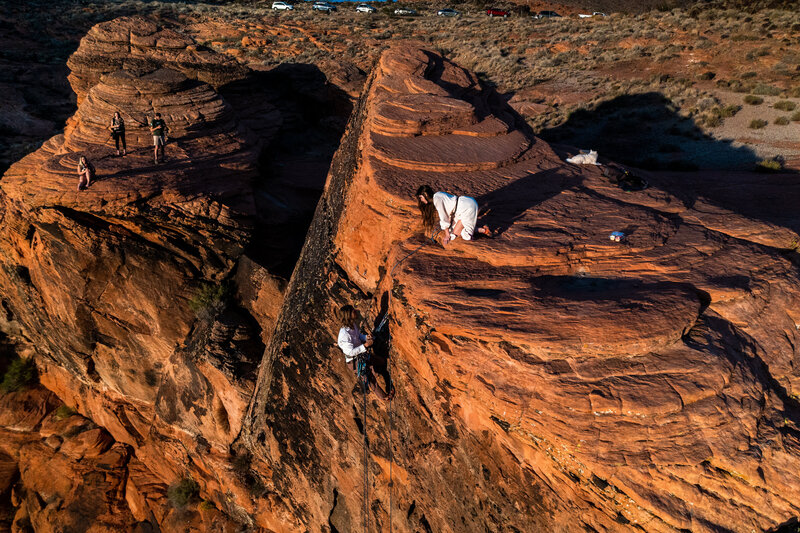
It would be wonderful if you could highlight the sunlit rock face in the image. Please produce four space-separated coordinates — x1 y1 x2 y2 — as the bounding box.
240 43 800 532
0 15 271 530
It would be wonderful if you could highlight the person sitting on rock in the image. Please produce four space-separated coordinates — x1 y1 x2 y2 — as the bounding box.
77 156 95 191
149 112 168 164
337 305 393 401
416 184 493 246
109 112 126 156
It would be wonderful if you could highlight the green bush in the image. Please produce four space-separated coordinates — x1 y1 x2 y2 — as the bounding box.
749 119 768 129
775 116 790 125
744 95 763 105
167 478 199 509
720 104 741 117
756 159 782 172
1 357 37 392
189 282 230 315
774 100 797 111
55 405 78 420
752 83 781 96
198 500 215 511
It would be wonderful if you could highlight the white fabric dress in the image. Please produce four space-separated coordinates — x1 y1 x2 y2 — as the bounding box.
338 326 367 363
432 192 478 240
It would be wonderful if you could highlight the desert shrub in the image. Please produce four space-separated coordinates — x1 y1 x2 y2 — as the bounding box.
698 71 716 80
752 83 781 96
756 158 782 172
189 282 230 315
792 111 800 122
744 95 763 105
55 405 78 420
720 104 741 117
774 116 790 125
749 119 768 129
774 100 797 111
198 500 215 511
1 357 36 392
168 478 199 509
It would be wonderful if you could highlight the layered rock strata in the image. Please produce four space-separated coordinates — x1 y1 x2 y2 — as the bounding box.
0 17 270 531
66 16 248 104
240 44 800 532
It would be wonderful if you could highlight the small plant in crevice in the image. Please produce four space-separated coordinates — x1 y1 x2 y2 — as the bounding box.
189 281 230 317
198 499 216 511
1 357 37 392
54 405 78 420
167 477 200 509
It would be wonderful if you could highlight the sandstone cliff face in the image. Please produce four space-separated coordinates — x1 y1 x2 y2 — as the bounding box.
2 17 800 532
0 16 275 531
66 16 249 105
240 44 800 532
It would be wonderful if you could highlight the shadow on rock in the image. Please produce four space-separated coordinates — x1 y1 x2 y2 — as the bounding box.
540 92 760 171
221 63 355 279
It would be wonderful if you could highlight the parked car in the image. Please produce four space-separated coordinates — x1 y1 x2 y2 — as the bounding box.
437 8 459 16
394 7 417 15
486 7 509 17
271 1 293 10
535 10 561 19
312 1 337 12
356 3 376 13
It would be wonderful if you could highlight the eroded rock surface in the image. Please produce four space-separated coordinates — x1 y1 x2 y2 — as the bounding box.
66 16 248 105
0 15 273 532
241 43 800 532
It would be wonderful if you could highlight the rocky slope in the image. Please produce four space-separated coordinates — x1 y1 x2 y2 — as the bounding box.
1 16 800 533
0 16 280 532
239 43 800 532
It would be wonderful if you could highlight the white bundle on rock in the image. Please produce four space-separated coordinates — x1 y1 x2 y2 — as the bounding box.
566 150 599 165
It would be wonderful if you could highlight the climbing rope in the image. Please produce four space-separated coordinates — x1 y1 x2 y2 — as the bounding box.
354 229 440 532
356 351 370 533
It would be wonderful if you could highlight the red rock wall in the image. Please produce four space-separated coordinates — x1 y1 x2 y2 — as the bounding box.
240 43 800 532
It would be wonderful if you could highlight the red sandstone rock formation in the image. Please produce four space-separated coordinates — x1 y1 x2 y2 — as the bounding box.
66 16 248 105
240 43 800 532
3 17 800 532
0 16 275 532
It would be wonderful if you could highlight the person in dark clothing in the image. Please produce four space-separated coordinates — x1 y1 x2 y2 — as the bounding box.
77 156 95 191
109 112 126 156
149 112 168 164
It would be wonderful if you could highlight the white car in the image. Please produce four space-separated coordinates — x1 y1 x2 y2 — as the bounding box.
394 7 416 15
579 11 607 18
272 1 293 10
356 3 376 13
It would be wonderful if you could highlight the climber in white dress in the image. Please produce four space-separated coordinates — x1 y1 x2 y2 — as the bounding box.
416 185 493 246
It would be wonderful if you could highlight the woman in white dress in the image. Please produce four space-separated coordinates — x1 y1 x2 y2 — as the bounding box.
416 185 492 246
336 305 392 401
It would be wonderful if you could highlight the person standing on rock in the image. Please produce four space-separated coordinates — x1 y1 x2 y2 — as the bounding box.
416 185 493 246
337 305 393 401
77 156 95 191
149 112 168 164
108 112 126 156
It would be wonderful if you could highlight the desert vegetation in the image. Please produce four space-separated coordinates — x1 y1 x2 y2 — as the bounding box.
2 0 799 172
